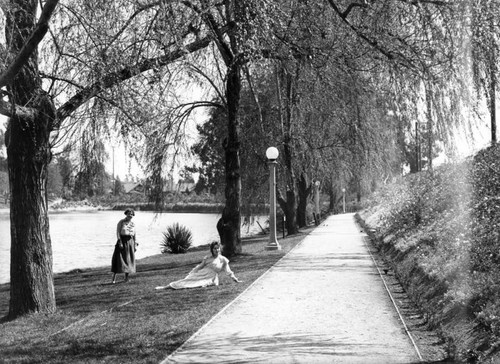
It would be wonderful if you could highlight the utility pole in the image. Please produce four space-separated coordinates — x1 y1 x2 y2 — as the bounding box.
112 147 115 183
415 122 420 172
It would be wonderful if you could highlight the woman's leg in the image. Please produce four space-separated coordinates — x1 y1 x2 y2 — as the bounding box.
155 285 172 290
112 273 116 284
124 273 129 282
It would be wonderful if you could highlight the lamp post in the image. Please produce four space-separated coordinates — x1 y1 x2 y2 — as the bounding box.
265 147 281 251
314 180 320 225
342 187 346 213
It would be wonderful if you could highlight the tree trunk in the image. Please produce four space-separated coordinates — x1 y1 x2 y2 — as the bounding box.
425 82 433 172
7 99 56 318
280 140 299 235
279 125 299 235
490 68 497 145
277 68 299 235
296 173 311 228
488 14 497 145
5 0 56 318
356 178 361 203
329 187 337 213
285 190 298 234
220 62 242 258
277 188 298 235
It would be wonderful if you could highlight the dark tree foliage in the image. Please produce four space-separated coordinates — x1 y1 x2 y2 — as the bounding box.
47 163 63 197
190 106 226 195
56 155 73 194
113 177 124 196
73 137 109 197
190 91 270 214
73 162 109 197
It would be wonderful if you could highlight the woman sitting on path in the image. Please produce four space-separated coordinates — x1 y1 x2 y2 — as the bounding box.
156 241 241 290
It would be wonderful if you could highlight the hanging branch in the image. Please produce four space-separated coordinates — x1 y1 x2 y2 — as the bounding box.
55 33 216 125
324 0 450 70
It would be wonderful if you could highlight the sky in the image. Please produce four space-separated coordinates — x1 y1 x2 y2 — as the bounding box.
107 142 143 181
104 104 207 183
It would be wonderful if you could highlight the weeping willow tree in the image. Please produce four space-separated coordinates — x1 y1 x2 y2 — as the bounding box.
73 135 109 198
328 0 470 174
469 0 500 145
0 0 218 318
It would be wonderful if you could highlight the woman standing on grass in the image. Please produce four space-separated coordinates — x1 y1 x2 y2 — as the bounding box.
155 241 241 290
111 208 138 283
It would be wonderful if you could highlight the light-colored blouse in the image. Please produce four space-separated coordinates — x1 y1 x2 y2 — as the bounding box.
117 219 135 239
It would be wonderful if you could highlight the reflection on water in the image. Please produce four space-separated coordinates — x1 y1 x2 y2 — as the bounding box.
0 210 266 284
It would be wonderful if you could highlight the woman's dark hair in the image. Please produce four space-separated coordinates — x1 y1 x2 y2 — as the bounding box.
124 208 135 216
210 241 220 257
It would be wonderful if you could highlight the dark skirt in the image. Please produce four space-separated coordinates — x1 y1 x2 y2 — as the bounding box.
111 235 136 273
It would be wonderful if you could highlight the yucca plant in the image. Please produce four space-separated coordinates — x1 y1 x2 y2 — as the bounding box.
161 223 193 254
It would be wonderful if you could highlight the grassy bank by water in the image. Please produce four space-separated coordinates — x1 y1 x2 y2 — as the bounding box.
0 228 313 363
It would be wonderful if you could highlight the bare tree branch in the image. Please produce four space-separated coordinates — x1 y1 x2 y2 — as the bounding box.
0 96 34 119
0 0 59 88
182 0 234 66
325 0 397 61
55 33 216 126
40 72 86 90
324 0 450 70
186 63 226 107
398 0 450 6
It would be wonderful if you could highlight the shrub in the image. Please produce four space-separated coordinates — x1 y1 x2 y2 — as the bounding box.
366 152 500 337
161 223 193 254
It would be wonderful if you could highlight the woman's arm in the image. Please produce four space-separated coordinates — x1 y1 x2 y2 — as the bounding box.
223 257 241 282
133 228 138 246
116 220 122 240
192 256 208 272
133 232 138 251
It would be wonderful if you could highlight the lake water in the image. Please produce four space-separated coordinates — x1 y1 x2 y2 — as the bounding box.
0 210 267 284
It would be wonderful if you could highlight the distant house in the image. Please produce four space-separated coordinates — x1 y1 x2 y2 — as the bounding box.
123 182 144 195
176 181 196 193
159 178 195 194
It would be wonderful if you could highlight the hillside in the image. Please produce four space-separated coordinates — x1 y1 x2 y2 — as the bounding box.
357 145 500 363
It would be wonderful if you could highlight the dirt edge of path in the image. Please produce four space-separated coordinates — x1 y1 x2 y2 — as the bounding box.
355 212 499 364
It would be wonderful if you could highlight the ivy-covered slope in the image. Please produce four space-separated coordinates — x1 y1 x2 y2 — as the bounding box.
357 145 500 363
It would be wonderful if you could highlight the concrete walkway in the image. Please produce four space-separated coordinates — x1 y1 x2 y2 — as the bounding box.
162 213 422 364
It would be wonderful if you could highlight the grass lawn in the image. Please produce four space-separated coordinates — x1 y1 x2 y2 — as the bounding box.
0 227 314 363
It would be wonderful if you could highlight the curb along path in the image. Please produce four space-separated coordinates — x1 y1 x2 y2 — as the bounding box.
162 213 422 364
